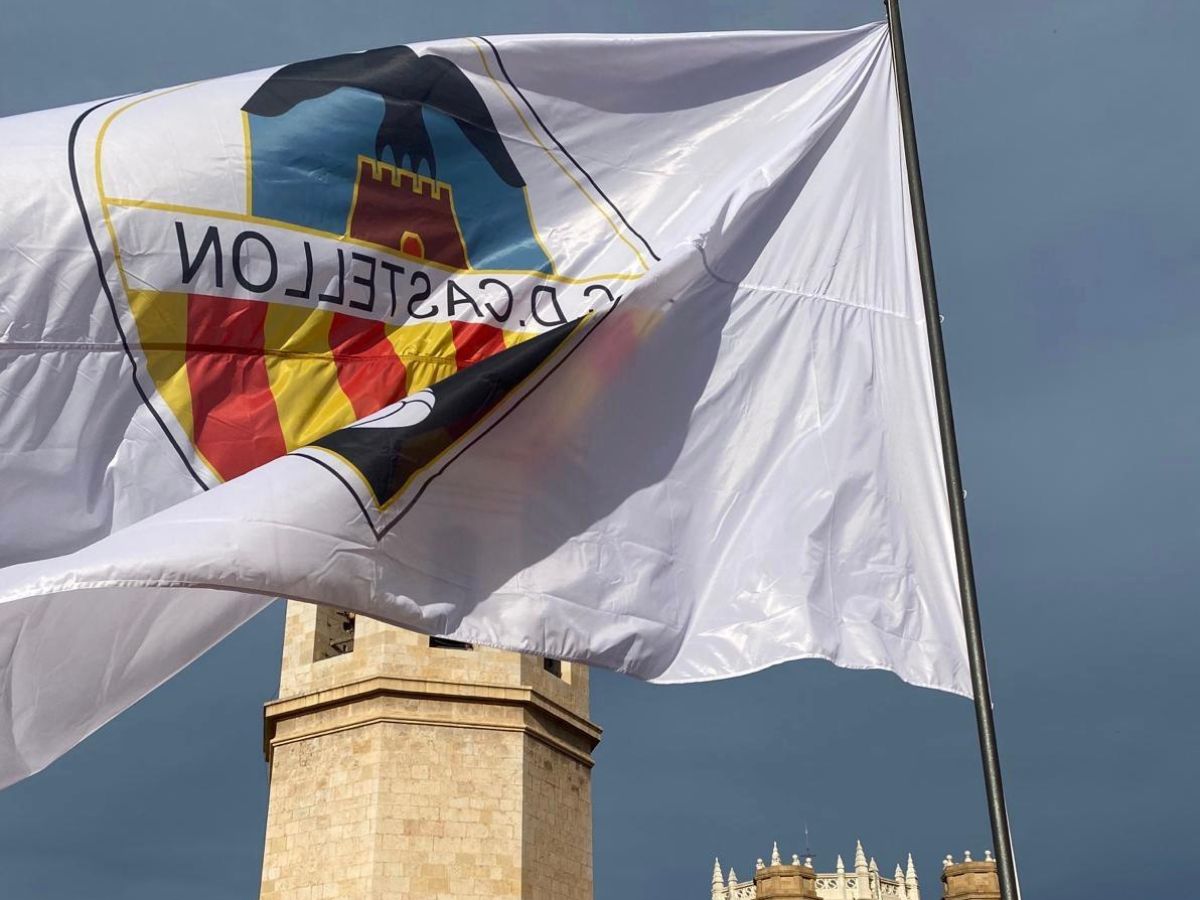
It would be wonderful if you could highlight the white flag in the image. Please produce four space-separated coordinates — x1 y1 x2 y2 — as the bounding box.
0 23 969 788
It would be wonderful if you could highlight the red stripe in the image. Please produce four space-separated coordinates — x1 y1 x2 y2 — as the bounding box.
451 321 508 371
186 295 287 481
329 313 408 419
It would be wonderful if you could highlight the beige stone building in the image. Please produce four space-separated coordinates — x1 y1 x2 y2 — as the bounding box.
710 843 999 900
258 604 601 899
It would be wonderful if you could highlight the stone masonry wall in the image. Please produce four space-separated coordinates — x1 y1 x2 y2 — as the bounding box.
260 601 599 900
522 734 594 900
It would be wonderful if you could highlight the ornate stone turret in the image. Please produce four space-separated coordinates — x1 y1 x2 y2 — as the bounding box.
855 840 871 900
941 851 1000 900
714 858 726 900
907 853 921 900
753 844 819 900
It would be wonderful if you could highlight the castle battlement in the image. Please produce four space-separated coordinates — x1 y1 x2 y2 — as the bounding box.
358 155 450 200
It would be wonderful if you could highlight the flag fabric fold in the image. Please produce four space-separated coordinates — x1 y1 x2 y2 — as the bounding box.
0 23 969 788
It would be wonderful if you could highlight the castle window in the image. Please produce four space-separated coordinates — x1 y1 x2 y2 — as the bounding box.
313 607 355 661
429 636 473 651
543 657 563 678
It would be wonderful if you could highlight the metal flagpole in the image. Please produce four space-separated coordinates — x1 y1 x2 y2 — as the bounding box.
882 2 1021 899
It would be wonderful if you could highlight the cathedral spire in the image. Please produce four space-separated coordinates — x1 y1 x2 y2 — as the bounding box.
855 841 871 900
713 858 723 887
837 855 846 874
907 853 921 900
771 841 782 867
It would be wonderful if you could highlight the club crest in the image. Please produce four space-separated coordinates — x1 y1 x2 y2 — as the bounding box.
71 40 654 530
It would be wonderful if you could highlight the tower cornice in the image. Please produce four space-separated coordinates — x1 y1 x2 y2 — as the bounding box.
263 673 602 768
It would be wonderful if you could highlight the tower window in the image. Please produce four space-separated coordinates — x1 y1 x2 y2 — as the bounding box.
543 657 563 677
429 636 473 651
313 608 355 661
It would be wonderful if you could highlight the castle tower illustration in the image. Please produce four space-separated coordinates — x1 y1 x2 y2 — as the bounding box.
348 156 470 268
258 603 601 899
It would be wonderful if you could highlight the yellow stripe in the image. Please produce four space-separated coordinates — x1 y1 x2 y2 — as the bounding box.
501 328 539 350
261 305 358 450
385 321 458 394
522 185 559 275
344 155 366 239
127 290 194 440
242 110 254 215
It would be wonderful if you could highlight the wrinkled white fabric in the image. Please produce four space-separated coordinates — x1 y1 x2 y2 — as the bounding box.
0 24 969 789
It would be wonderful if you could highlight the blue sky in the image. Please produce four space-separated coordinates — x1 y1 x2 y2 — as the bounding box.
1 2 1197 898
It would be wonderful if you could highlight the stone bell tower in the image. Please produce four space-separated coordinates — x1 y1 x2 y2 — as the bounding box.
258 602 601 899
